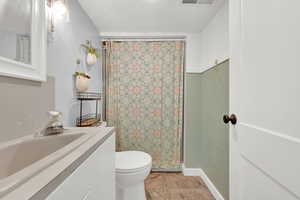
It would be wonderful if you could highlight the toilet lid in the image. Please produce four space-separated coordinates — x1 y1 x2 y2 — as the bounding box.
116 151 152 171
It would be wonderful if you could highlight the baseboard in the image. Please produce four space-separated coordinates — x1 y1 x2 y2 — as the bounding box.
182 164 225 200
198 169 225 200
182 164 202 176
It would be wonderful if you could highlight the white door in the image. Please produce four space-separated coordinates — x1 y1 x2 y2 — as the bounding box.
229 0 300 199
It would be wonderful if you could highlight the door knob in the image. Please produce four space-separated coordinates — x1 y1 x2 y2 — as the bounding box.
223 114 237 125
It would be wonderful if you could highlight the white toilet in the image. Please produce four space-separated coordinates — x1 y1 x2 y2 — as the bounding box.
116 151 152 200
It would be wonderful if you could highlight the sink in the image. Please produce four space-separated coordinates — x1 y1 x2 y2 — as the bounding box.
0 130 92 197
0 132 85 179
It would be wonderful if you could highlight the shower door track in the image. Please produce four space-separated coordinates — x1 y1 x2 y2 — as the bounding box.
152 168 182 172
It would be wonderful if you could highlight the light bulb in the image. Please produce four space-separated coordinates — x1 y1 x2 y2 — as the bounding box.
52 0 67 21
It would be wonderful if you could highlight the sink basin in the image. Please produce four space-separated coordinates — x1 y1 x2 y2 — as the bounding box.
0 130 92 197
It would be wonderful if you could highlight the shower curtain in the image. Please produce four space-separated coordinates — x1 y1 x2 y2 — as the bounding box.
105 41 184 169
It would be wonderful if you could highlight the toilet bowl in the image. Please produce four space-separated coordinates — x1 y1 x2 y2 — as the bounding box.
116 151 152 200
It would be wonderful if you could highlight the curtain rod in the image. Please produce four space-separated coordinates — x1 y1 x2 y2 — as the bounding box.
101 35 186 41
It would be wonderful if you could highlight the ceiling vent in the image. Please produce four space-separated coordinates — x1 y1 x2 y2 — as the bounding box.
182 0 214 4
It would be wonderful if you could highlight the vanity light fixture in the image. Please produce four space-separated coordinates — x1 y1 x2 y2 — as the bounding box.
47 0 69 32
52 0 68 20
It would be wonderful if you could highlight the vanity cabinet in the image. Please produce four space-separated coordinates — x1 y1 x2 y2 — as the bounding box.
46 134 115 200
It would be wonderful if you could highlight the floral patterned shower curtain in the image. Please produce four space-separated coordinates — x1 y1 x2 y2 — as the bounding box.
105 41 184 169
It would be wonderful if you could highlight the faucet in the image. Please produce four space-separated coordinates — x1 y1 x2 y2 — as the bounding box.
36 111 64 137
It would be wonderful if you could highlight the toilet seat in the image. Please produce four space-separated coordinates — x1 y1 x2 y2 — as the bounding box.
116 151 152 173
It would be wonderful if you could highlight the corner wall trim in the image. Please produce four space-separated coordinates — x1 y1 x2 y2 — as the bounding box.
182 164 225 200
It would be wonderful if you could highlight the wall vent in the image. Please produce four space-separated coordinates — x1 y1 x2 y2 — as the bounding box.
182 0 214 4
182 0 198 4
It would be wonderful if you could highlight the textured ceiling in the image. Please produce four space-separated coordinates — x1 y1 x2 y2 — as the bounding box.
78 0 225 34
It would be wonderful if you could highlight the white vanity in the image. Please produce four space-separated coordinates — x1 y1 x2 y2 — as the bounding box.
0 127 116 200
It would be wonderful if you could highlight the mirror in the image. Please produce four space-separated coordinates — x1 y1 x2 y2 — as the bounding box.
0 0 46 81
0 0 32 64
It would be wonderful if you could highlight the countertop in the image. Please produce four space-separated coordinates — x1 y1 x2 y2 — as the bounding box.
1 127 115 200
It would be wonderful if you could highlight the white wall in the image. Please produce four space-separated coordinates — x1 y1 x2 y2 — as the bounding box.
186 34 202 73
198 1 229 73
185 1 229 73
48 0 102 126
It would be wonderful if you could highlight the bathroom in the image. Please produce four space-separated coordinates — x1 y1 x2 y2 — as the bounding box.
0 0 299 200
